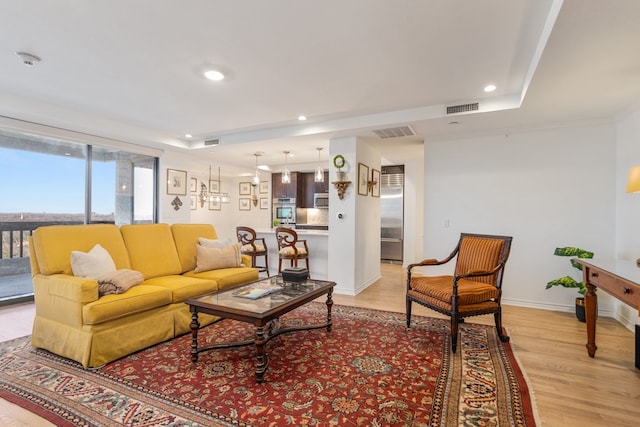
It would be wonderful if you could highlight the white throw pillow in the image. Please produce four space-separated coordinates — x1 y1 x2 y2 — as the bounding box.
70 244 117 279
198 237 235 248
194 243 243 272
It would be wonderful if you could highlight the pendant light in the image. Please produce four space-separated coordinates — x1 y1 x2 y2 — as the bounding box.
211 166 230 204
252 153 262 186
314 147 324 183
282 151 291 184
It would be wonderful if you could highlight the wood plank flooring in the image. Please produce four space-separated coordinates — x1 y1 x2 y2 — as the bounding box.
1 263 638 426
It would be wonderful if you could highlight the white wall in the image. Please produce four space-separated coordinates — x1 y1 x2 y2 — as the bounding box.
424 123 617 314
328 136 381 294
615 106 640 327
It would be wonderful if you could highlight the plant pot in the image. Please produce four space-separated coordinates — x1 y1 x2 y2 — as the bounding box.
336 171 347 181
575 297 586 322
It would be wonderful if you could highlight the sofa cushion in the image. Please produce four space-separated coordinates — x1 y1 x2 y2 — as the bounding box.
194 243 243 272
120 224 183 279
98 269 144 296
170 224 218 273
82 285 172 325
142 275 219 303
185 267 259 292
32 224 130 276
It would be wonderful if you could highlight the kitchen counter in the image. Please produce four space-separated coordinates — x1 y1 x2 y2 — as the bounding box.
256 229 328 279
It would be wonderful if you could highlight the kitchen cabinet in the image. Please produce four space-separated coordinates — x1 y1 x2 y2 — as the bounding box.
300 172 329 207
272 172 300 199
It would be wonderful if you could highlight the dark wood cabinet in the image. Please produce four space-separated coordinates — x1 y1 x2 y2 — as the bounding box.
299 172 329 207
272 172 299 199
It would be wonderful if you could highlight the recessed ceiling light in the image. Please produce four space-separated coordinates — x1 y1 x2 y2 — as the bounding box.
204 70 225 81
298 115 307 121
185 134 192 138
484 84 496 92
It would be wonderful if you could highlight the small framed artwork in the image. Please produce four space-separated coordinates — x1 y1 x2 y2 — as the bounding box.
190 194 197 210
260 197 269 209
357 163 369 196
239 198 251 210
209 180 220 194
190 177 197 193
371 168 381 197
209 198 221 211
259 181 270 194
167 169 187 195
239 182 252 195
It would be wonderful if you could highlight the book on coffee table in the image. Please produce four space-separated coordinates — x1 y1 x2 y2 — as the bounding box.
233 285 281 300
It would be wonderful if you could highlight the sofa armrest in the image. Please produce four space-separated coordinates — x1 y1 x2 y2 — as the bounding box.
33 274 99 328
34 274 100 303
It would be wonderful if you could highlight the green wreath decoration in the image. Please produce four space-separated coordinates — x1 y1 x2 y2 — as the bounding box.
333 154 346 170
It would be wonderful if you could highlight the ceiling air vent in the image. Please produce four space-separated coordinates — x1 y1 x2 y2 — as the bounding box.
204 138 220 146
372 125 415 139
446 103 479 115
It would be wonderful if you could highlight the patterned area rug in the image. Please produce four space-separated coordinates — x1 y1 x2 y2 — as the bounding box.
0 303 536 426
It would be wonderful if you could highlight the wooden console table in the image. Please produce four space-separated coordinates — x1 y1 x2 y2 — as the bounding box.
575 259 639 368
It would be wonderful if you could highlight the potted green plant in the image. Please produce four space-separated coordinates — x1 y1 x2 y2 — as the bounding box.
333 154 346 181
546 247 594 322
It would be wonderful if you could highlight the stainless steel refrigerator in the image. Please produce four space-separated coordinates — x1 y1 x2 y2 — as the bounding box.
380 165 404 262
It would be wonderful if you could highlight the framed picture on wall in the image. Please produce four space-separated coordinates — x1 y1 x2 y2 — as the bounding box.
371 168 380 197
259 181 270 194
260 197 269 209
239 182 251 195
167 169 187 195
209 180 220 194
190 177 197 193
357 163 369 196
190 194 197 210
209 198 221 211
239 198 251 210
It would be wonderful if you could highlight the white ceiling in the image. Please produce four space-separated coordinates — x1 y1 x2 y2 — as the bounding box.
2 1 640 176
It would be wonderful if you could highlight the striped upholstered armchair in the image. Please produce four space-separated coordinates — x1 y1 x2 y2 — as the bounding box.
406 233 513 352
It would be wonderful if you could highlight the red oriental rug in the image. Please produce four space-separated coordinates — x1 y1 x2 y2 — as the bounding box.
0 303 537 426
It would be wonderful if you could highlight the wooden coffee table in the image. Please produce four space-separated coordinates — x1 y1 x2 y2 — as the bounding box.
186 276 335 383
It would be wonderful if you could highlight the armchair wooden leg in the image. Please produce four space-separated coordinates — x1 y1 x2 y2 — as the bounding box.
451 316 459 353
494 309 510 343
406 298 412 328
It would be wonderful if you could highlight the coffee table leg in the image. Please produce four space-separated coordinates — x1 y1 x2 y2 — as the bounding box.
190 311 200 362
255 325 268 383
326 290 333 332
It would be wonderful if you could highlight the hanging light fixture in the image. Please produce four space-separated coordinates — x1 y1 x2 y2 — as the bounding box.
210 166 230 204
198 166 212 207
314 147 324 183
282 151 291 184
252 152 262 186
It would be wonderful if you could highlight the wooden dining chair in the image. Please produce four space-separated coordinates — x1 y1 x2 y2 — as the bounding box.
275 226 309 274
236 226 269 275
406 233 513 352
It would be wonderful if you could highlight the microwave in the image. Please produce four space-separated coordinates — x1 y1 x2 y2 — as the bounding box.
313 193 329 208
275 206 295 223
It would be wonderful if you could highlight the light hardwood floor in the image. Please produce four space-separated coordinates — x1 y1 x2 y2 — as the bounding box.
1 263 639 426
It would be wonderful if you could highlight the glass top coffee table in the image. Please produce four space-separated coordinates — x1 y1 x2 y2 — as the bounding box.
186 275 336 383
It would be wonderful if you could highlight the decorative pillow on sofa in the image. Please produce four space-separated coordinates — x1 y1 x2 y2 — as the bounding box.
194 242 244 272
70 244 116 278
198 237 236 248
97 269 144 296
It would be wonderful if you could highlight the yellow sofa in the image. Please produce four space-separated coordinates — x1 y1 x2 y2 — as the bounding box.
29 223 258 368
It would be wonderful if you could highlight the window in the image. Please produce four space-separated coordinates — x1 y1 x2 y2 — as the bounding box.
0 128 158 302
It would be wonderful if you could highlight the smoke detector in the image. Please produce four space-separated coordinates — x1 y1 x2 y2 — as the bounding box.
15 51 41 66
